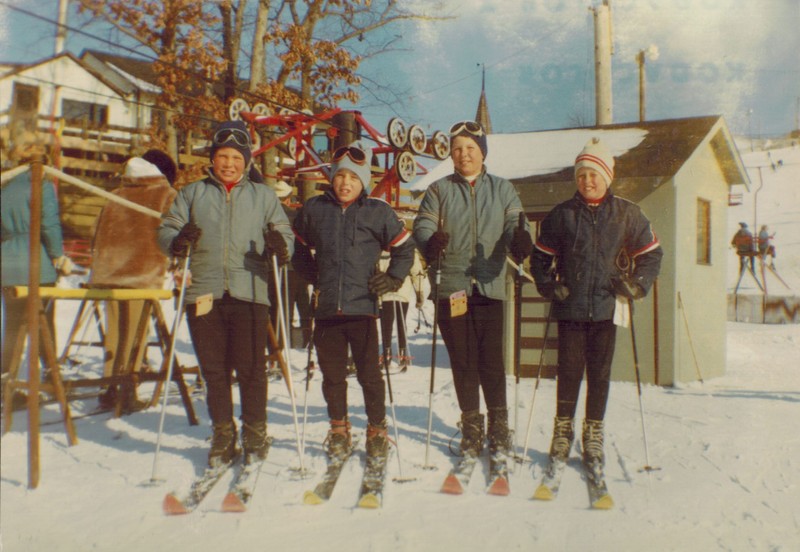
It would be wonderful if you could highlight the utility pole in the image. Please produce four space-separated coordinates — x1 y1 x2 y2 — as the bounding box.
54 0 69 55
637 45 659 123
592 1 613 126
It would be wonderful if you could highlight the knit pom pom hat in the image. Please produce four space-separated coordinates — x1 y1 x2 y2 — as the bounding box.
575 137 615 187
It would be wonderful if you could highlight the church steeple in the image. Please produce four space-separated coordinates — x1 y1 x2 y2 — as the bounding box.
475 64 493 134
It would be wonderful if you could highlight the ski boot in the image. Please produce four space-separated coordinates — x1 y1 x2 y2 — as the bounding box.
324 418 352 459
458 410 485 457
365 419 390 458
487 406 512 455
582 418 605 472
241 420 270 463
208 420 240 468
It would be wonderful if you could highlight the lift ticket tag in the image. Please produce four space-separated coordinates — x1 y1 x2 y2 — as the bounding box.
195 293 214 317
449 290 468 317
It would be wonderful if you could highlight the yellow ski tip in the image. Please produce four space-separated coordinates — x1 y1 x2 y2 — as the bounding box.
357 494 380 509
592 494 614 510
303 490 324 505
532 485 555 500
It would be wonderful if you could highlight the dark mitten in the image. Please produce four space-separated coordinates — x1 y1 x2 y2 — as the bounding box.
536 281 569 301
425 231 450 263
264 228 290 266
368 272 403 296
510 227 533 263
171 222 202 256
612 276 645 300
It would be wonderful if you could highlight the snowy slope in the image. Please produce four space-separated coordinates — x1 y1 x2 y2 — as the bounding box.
1 145 798 552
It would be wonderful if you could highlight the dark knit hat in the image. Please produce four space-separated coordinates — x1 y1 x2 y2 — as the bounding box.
141 149 177 185
449 120 488 159
210 120 252 167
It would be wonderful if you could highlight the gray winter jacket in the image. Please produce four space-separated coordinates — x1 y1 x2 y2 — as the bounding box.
157 170 293 305
413 169 529 300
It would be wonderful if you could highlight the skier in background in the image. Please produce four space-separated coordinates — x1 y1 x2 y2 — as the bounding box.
530 138 662 481
757 224 777 268
88 150 176 413
731 222 756 273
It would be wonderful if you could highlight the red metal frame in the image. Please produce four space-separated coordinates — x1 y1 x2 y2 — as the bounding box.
239 108 428 208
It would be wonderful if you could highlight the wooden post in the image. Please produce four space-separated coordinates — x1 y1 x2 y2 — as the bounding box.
592 1 613 126
26 155 44 489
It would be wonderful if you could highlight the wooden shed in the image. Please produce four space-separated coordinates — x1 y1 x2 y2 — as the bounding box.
411 115 750 385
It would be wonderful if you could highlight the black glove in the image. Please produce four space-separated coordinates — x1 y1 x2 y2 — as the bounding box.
264 228 290 266
510 227 533 264
612 276 646 300
537 281 570 301
368 272 403 296
425 231 449 263
171 222 202 256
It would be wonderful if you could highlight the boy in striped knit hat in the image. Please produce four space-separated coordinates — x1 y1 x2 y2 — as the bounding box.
530 137 663 491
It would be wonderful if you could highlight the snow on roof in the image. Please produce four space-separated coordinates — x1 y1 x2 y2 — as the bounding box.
411 127 648 191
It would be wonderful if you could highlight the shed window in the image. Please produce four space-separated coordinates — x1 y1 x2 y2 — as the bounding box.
62 99 108 128
697 198 711 265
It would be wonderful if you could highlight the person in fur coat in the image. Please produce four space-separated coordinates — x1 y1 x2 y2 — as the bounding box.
88 152 177 412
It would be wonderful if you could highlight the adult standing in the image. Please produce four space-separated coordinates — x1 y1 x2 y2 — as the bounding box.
88 152 177 412
158 121 293 467
292 142 414 461
530 138 662 479
2 132 72 377
412 120 533 459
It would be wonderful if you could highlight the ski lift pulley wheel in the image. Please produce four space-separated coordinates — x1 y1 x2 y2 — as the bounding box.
387 117 409 149
251 103 269 116
408 125 427 155
395 151 416 183
431 130 450 160
228 98 251 121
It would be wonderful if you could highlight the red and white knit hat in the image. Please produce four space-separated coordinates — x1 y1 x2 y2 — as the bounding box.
575 137 615 186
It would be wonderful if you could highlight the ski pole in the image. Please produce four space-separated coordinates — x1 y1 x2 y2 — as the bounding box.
300 288 318 460
377 298 415 483
519 301 553 469
512 212 526 460
149 245 192 484
272 253 306 474
423 214 444 470
676 291 704 384
628 298 659 472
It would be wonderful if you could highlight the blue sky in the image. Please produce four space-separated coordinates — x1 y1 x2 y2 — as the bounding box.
1 0 798 138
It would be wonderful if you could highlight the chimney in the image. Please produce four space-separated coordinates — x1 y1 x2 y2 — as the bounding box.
592 1 613 126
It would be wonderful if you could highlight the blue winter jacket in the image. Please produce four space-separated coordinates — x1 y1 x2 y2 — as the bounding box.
413 169 530 300
157 170 293 305
531 191 663 322
291 189 414 320
1 171 63 286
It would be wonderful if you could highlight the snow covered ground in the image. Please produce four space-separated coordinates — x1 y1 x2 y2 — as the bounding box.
1 145 798 551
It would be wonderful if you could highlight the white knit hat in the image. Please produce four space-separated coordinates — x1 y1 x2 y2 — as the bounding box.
575 137 615 187
124 157 163 178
